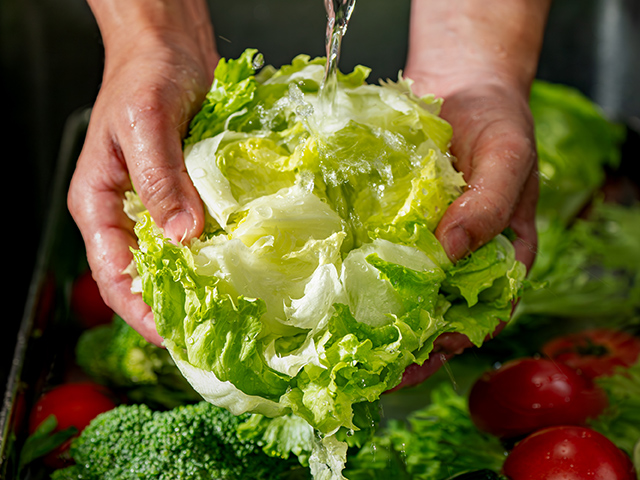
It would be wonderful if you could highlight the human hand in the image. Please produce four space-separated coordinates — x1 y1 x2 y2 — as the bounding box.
386 77 539 389
391 0 551 388
418 79 540 271
67 0 218 346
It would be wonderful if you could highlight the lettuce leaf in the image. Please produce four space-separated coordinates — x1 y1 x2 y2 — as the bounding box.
588 361 640 457
514 200 640 321
530 80 625 228
343 382 507 480
127 49 525 479
506 81 638 343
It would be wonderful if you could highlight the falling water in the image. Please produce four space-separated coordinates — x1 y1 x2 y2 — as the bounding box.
318 0 356 117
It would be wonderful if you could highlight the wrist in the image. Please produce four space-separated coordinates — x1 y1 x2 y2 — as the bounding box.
405 0 551 98
89 0 218 74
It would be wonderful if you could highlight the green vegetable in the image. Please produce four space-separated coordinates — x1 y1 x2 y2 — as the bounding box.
344 359 640 480
588 361 640 457
75 316 202 409
496 81 639 352
530 80 625 228
343 382 506 480
17 416 77 474
443 470 503 480
125 49 526 479
51 401 308 480
238 413 316 467
514 200 640 322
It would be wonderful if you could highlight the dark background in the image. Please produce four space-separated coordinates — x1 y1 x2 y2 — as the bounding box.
2 0 639 390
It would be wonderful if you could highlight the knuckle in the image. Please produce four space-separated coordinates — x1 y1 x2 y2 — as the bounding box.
486 190 514 229
136 164 182 215
125 79 184 128
127 93 166 127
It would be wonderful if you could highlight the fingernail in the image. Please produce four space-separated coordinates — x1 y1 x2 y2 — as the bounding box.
164 211 195 245
442 225 470 262
142 311 165 348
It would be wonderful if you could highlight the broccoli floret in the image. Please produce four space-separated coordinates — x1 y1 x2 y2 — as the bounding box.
75 316 153 384
75 317 202 409
51 402 309 480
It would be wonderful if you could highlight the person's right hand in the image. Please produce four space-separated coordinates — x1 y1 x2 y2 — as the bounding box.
68 0 218 346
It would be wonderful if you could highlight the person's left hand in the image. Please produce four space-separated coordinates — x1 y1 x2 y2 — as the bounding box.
390 0 550 388
391 75 539 389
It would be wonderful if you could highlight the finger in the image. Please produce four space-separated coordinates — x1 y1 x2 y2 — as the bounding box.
388 352 455 392
508 165 539 271
436 103 537 261
68 125 164 346
390 317 510 391
433 332 474 355
118 89 205 245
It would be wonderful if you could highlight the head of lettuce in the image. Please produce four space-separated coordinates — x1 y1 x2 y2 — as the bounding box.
124 49 526 479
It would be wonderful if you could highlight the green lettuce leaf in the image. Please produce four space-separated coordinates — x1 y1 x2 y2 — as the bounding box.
343 382 506 480
514 200 640 321
588 361 640 457
530 80 625 228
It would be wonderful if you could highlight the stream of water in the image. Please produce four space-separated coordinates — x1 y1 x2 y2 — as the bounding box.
319 0 356 117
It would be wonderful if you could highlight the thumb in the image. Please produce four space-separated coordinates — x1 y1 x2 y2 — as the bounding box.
435 131 537 262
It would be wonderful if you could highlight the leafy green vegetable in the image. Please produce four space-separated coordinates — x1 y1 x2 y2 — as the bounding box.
345 359 640 480
530 80 625 228
498 81 639 351
238 413 315 467
588 361 640 456
125 49 526 479
342 80 637 480
18 416 77 474
75 316 202 409
514 200 640 322
343 382 506 480
51 402 308 480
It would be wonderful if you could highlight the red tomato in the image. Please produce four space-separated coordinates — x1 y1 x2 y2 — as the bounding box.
70 269 114 327
468 357 608 439
502 425 636 480
29 382 117 468
542 328 640 378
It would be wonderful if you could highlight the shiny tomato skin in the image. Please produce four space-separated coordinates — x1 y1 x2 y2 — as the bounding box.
542 328 640 379
502 425 636 480
70 269 114 327
29 382 117 468
468 358 608 439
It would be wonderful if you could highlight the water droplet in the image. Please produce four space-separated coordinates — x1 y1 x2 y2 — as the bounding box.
252 52 265 71
191 167 207 179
